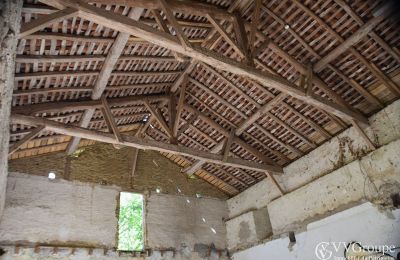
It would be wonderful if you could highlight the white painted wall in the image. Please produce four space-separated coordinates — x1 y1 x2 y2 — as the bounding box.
0 173 120 247
232 203 400 260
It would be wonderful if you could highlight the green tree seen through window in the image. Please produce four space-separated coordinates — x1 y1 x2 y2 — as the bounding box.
118 192 144 251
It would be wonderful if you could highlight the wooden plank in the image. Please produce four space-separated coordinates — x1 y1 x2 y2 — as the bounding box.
19 7 78 37
11 114 284 173
39 0 368 124
101 96 123 142
8 126 45 155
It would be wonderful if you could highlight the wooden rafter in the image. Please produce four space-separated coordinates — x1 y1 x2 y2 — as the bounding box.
11 114 283 174
8 126 46 155
66 7 144 154
101 96 123 142
151 9 185 61
292 0 400 97
19 7 78 37
38 0 368 125
172 75 187 136
334 0 400 63
259 4 384 109
314 2 396 72
249 0 262 55
144 101 174 138
206 14 246 59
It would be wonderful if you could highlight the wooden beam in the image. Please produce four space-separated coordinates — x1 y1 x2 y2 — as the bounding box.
40 0 367 124
249 0 262 55
66 7 144 154
232 13 251 62
266 172 285 196
151 9 185 62
11 114 283 173
235 93 286 135
173 76 187 136
130 148 139 185
292 0 400 97
158 0 191 49
223 129 235 162
77 0 235 21
351 120 376 151
12 93 169 115
206 14 246 58
101 96 123 142
19 7 78 37
334 0 400 63
170 61 195 93
8 126 45 155
260 4 383 109
144 101 174 138
314 8 392 72
185 141 225 175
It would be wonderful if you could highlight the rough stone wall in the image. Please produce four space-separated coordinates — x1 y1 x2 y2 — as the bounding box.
145 193 228 250
8 144 227 199
228 99 400 220
0 0 22 219
0 173 120 247
225 100 400 250
0 173 229 259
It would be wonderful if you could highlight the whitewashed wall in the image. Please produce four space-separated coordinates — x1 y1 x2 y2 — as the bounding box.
232 203 400 260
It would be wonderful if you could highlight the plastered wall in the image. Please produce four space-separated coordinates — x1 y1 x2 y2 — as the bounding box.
0 173 228 259
226 99 400 251
232 203 400 260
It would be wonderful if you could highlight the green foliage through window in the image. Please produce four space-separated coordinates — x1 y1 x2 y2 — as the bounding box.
118 192 144 251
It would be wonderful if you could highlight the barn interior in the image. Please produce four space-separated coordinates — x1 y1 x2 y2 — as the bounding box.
0 0 400 259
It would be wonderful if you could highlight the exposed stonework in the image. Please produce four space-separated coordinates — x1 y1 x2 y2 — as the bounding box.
0 173 229 259
8 144 227 199
225 100 400 250
0 173 119 247
146 193 228 249
0 0 22 219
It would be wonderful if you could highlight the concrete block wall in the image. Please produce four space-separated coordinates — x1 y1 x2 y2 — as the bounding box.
225 99 400 250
